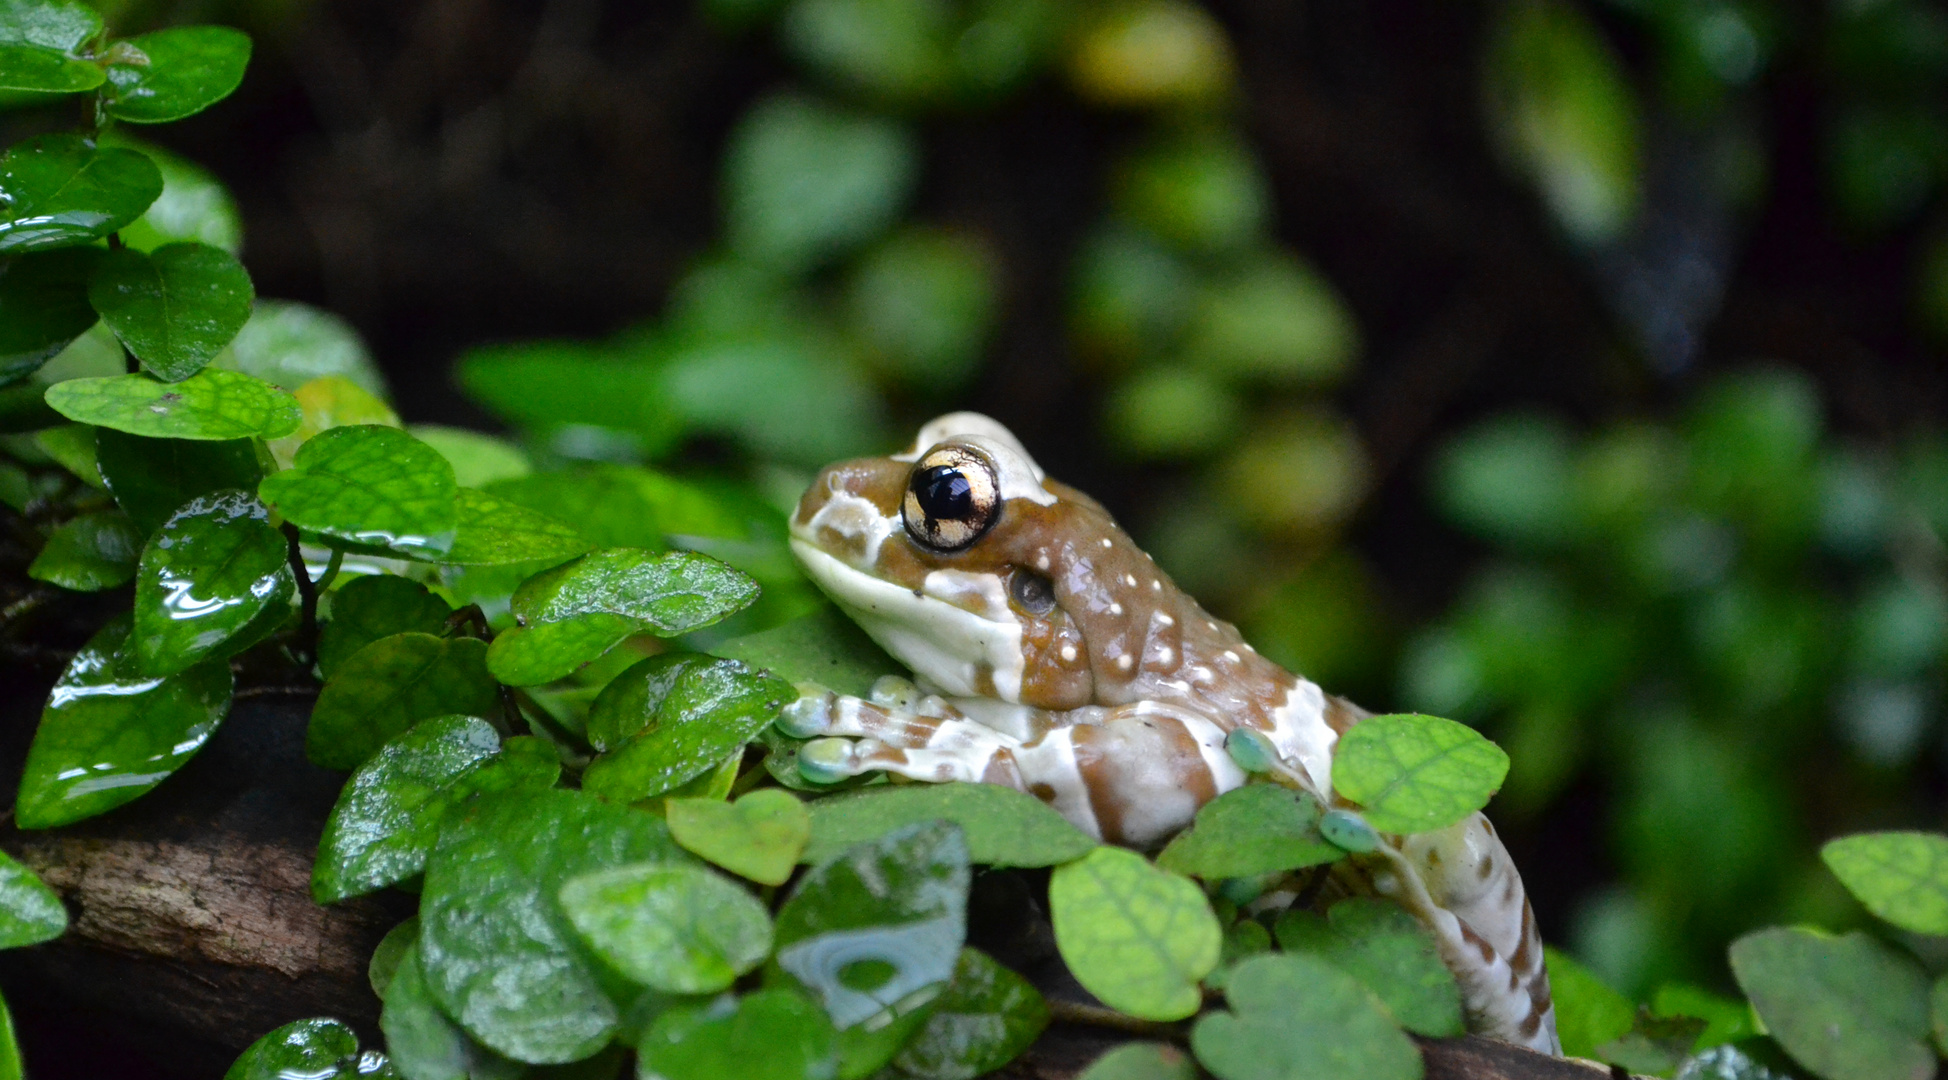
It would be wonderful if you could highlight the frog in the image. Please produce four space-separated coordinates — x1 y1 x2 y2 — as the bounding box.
782 412 1560 1054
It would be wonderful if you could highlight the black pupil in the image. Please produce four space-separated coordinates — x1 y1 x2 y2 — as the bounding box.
915 466 974 522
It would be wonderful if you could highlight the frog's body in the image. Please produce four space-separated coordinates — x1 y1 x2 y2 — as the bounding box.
786 413 1560 1054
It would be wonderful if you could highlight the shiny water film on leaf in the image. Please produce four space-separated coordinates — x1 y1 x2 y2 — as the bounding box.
27 508 140 591
16 615 233 829
0 135 162 254
580 654 794 803
484 611 639 687
223 1017 361 1080
94 428 263 533
890 947 1049 1080
512 547 760 634
317 573 453 681
1048 847 1220 1022
380 941 525 1080
0 0 101 53
306 632 498 771
801 781 1097 868
1190 953 1423 1080
1154 782 1343 880
88 242 254 382
1330 713 1511 835
101 26 252 124
132 490 292 676
0 247 103 384
558 862 774 993
667 787 811 885
1729 927 1935 1080
1275 897 1465 1037
1820 831 1948 936
258 424 459 557
45 369 300 440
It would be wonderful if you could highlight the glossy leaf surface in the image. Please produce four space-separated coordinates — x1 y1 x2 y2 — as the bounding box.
17 616 232 829
46 369 299 440
803 782 1096 868
0 41 101 93
484 612 637 686
891 947 1047 1080
1331 713 1510 835
89 242 254 381
1190 953 1422 1080
581 655 792 802
638 990 839 1080
0 849 66 947
380 942 525 1080
368 916 416 1000
0 247 101 384
559 862 773 993
258 425 458 557
1821 831 1948 936
317 574 453 681
1729 927 1933 1080
0 0 101 52
667 788 810 885
1048 847 1219 1021
223 1018 360 1080
442 487 590 566
0 135 162 254
307 632 498 770
94 429 262 533
418 788 691 1063
27 508 139 591
102 26 252 124
265 374 398 468
1155 783 1342 879
512 548 759 633
132 490 291 675
1275 897 1464 1037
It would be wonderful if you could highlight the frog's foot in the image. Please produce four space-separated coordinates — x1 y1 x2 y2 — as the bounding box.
780 682 971 746
798 736 1025 787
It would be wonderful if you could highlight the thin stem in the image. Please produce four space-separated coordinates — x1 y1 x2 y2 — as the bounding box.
281 522 319 667
1044 1000 1185 1040
314 548 344 593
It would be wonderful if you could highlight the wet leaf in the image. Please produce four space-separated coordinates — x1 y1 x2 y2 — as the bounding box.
638 989 838 1080
1330 714 1509 835
27 508 140 591
484 613 638 687
725 93 917 272
1729 927 1933 1080
225 300 385 396
1049 847 1219 1021
0 134 162 254
318 574 453 681
1545 947 1635 1060
16 616 232 829
890 947 1047 1080
1274 897 1463 1037
313 714 503 903
94 429 262 533
1075 1043 1197 1080
46 369 300 440
668 788 810 885
0 247 102 384
32 422 97 484
258 425 458 558
803 782 1097 868
581 655 792 803
132 490 292 675
102 26 252 124
224 1018 360 1080
88 242 254 381
559 862 773 993
1155 783 1342 880
442 488 591 566
0 0 100 52
369 916 416 1000
1190 953 1421 1080
0 988 19 1080
307 633 498 771
0 31 101 92
1821 831 1948 936
513 548 759 634
0 849 66 947
712 606 901 698
381 941 525 1080
418 787 692 1063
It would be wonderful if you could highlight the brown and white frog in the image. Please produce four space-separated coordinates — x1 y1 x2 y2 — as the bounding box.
784 412 1560 1054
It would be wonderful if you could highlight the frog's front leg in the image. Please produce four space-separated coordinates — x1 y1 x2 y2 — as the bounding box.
782 677 1041 788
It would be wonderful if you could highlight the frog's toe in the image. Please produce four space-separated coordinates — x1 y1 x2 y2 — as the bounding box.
869 675 921 708
779 693 836 738
799 736 867 783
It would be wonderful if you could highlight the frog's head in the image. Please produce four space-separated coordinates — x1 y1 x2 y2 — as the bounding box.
790 412 1186 710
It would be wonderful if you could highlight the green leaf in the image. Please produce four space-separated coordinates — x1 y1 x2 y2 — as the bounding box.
1074 1043 1197 1080
265 374 398 468
581 655 793 803
1729 926 1933 1080
418 787 692 1063
313 714 503 903
104 137 242 254
484 613 638 687
725 93 917 272
1544 947 1635 1060
318 574 453 681
775 820 968 1036
94 428 263 533
1155 783 1343 880
514 548 759 633
0 134 162 254
559 862 774 993
803 782 1097 868
1931 974 1948 1058
224 1018 360 1080
409 425 530 489
16 615 232 829
1273 897 1463 1037
0 41 100 92
455 340 679 452
0 0 101 52
257 424 458 558
369 916 416 1000
1330 714 1509 835
27 508 139 590
668 788 810 885
88 242 254 381
224 299 384 396
0 988 20 1080
712 606 900 699
443 487 591 566
847 227 995 387
0 247 102 384
638 990 838 1080
0 849 66 947
45 369 300 440
1190 953 1422 1080
1821 831 1948 936
890 947 1048 1080
32 422 97 484
1650 983 1756 1050
102 26 252 124
1184 252 1357 386
131 490 292 675
1048 847 1219 1021
380 941 525 1080
307 632 498 770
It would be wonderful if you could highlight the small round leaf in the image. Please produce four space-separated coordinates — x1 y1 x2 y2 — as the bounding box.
88 242 254 382
559 862 774 993
1048 847 1220 1022
1330 714 1509 835
45 369 300 440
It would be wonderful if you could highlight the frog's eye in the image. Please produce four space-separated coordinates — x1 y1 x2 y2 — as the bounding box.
903 446 1000 551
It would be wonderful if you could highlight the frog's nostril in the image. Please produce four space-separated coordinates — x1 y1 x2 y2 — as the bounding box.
1009 568 1057 616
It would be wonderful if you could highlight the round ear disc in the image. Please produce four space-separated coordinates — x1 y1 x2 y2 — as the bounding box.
902 444 1001 551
